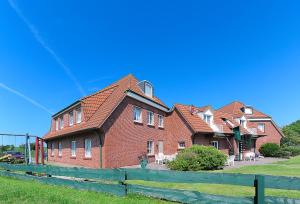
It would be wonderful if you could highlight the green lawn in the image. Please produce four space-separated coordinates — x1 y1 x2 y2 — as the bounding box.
0 176 169 204
127 156 300 199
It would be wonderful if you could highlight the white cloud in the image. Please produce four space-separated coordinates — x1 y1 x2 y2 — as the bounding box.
8 0 86 96
0 83 53 114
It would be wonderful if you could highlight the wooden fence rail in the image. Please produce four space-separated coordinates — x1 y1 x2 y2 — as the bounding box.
0 163 300 204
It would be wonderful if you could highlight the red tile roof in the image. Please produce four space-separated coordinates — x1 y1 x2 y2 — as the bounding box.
218 101 270 119
44 74 167 140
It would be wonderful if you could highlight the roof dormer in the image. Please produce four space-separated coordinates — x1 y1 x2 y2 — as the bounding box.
137 80 153 98
202 109 213 125
242 105 253 115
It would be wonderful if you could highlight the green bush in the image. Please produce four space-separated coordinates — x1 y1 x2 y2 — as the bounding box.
281 146 300 156
275 149 291 159
167 145 227 171
259 143 280 157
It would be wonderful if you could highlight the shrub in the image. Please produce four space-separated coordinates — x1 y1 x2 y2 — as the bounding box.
259 143 280 157
281 146 300 156
275 149 291 159
167 145 227 171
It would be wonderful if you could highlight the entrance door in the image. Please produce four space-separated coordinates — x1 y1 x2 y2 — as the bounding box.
158 141 163 154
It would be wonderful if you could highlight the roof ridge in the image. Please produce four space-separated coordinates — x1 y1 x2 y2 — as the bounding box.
81 84 119 100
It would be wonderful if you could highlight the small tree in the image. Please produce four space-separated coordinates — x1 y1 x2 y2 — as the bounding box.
167 145 227 171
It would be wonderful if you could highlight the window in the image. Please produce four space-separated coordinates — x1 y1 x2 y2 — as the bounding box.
147 111 154 126
71 141 76 157
60 116 64 129
147 141 154 155
240 119 246 128
85 138 92 158
158 115 164 128
69 111 74 126
58 141 62 157
145 83 153 98
51 142 54 156
133 106 142 122
55 119 59 131
203 114 211 124
244 107 253 114
76 108 82 124
258 123 265 132
178 141 185 149
211 141 219 149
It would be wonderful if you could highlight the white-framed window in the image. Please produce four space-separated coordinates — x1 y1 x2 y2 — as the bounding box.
258 123 265 132
133 106 142 123
71 141 76 157
158 115 164 128
55 119 59 131
147 141 154 155
203 114 211 124
76 108 82 124
69 111 74 126
211 141 219 149
85 138 92 158
178 141 185 149
60 116 64 129
147 111 154 126
58 141 62 157
240 119 246 128
145 83 153 98
51 142 54 156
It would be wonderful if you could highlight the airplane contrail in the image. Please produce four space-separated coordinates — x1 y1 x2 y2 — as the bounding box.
7 0 86 97
0 83 53 114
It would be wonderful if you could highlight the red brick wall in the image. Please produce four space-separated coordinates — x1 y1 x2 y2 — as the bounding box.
251 121 282 150
164 109 194 153
47 131 100 168
101 97 168 168
194 133 230 155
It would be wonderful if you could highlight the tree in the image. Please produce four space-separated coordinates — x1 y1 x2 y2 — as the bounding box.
281 120 300 147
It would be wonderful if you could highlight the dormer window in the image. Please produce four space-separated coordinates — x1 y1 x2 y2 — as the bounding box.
203 114 212 124
144 83 153 98
137 80 154 98
243 106 253 115
55 119 59 131
240 116 247 128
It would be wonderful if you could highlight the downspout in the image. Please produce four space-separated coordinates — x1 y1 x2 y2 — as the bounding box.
94 131 103 169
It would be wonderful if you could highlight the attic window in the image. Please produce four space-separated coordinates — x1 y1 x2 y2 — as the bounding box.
243 107 253 114
144 83 153 98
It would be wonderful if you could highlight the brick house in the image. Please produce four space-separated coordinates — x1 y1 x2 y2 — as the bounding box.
43 74 284 168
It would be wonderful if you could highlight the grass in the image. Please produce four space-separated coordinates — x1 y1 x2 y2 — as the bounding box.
0 176 170 204
1 156 299 203
127 156 300 199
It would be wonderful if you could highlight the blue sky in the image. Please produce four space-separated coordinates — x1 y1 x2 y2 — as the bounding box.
1 0 300 145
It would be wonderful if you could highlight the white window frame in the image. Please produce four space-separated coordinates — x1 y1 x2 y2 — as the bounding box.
178 141 186 149
203 114 212 124
147 111 154 126
55 119 59 131
60 116 64 129
85 138 92 158
211 141 219 149
258 123 265 132
147 140 154 155
71 141 76 157
58 141 62 157
69 111 74 126
158 115 164 128
144 83 153 98
76 108 82 124
51 142 54 156
133 106 142 123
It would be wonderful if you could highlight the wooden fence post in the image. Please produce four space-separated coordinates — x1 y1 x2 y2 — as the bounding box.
254 175 265 204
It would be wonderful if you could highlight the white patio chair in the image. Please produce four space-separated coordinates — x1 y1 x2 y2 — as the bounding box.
228 155 235 166
155 153 164 165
